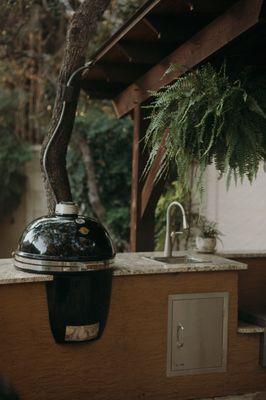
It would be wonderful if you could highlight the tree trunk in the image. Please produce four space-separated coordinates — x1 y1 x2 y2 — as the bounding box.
41 0 111 213
75 133 115 240
77 134 107 224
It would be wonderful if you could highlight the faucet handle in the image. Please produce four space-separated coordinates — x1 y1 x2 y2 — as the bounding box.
170 231 183 238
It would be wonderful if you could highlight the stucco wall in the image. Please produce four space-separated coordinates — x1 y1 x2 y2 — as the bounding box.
204 164 266 252
0 145 47 258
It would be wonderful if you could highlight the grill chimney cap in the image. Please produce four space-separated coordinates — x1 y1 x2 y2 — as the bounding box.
55 202 79 215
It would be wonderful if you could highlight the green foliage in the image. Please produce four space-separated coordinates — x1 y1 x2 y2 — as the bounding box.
197 216 222 239
67 105 132 249
0 133 31 220
0 85 32 220
0 0 142 243
145 63 266 191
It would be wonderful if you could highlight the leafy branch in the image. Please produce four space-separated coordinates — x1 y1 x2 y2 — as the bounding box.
145 63 266 192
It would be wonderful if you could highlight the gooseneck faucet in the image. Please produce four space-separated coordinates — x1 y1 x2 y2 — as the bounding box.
164 201 188 257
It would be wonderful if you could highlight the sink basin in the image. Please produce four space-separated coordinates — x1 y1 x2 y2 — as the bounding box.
143 255 208 264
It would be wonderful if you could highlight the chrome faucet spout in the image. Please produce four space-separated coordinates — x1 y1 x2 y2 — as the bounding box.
164 201 188 258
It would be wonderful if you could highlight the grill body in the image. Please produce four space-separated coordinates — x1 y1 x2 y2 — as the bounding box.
13 203 115 343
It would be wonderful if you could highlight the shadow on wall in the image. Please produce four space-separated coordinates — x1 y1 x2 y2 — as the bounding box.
0 377 19 400
0 146 47 258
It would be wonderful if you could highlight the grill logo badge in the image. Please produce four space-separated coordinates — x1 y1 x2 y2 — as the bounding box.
65 323 100 341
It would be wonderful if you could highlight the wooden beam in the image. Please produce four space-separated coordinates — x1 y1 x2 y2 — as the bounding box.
80 81 125 98
113 0 264 118
83 63 148 84
141 130 167 218
142 17 161 39
117 41 171 65
92 0 163 63
130 105 157 251
145 13 208 43
130 106 143 251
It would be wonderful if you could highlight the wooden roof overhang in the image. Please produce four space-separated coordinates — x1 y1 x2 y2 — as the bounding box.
80 0 266 251
81 0 266 118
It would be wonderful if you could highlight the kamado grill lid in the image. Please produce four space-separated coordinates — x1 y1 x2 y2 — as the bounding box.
14 202 115 274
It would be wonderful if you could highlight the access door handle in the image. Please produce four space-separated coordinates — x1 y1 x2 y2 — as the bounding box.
176 323 184 348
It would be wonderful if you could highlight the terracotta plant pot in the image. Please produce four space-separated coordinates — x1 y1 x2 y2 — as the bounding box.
196 236 217 253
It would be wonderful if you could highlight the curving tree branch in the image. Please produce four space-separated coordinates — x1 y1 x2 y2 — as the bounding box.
41 0 111 213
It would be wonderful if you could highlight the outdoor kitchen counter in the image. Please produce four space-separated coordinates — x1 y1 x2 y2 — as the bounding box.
0 251 247 285
1 253 265 400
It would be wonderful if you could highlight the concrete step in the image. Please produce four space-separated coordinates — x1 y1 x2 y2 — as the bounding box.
199 393 266 400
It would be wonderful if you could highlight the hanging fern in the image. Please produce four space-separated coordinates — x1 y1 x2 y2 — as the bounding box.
144 63 266 191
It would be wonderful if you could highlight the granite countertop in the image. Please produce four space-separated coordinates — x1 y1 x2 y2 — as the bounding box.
218 251 266 259
0 251 247 285
0 259 53 285
237 321 265 334
113 251 247 276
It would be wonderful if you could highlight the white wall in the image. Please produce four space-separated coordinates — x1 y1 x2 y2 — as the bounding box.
204 163 266 252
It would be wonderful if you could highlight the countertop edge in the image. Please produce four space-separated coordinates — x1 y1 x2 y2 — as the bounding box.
0 253 247 285
237 321 265 334
219 251 266 259
0 276 53 285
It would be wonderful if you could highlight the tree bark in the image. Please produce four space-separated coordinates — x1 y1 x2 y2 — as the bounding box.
77 134 107 224
76 133 115 240
41 0 111 213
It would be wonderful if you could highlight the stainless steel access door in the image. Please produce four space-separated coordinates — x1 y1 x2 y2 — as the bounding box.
167 292 229 376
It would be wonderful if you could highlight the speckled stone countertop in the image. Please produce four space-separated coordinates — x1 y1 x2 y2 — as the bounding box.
0 259 53 285
218 251 266 259
0 251 247 285
113 251 247 276
237 321 265 334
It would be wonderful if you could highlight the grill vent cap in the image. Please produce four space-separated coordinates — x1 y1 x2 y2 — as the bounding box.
55 202 79 215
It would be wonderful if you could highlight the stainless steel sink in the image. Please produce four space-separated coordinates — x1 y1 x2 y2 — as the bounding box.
143 255 208 264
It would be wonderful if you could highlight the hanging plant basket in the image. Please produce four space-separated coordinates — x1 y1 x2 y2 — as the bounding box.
144 63 266 191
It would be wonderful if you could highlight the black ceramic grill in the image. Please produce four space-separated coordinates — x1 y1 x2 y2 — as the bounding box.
13 62 115 343
14 201 115 273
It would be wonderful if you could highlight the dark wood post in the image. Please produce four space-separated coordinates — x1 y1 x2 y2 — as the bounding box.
130 105 158 252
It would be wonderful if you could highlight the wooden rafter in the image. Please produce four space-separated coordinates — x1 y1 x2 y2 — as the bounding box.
87 62 148 83
142 17 161 39
116 41 169 64
91 0 163 63
80 81 124 99
130 105 157 251
113 0 264 118
140 130 168 218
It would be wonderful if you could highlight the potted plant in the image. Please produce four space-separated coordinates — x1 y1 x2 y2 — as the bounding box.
196 216 222 253
144 63 266 192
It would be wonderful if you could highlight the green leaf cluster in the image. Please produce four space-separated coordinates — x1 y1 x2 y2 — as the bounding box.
197 215 222 239
0 133 31 220
67 105 132 250
145 63 266 191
